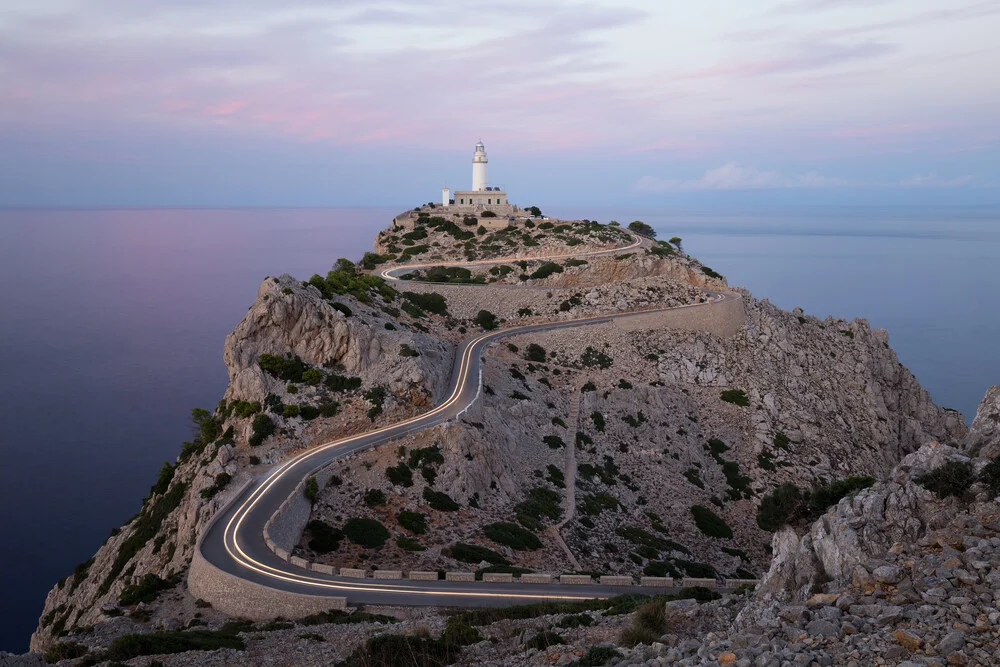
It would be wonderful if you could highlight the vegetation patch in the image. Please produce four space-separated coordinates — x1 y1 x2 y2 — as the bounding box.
103 622 249 662
473 309 498 330
690 505 733 539
514 487 562 529
343 518 390 548
720 389 749 406
249 413 275 447
401 291 449 316
683 468 704 489
306 520 343 553
452 542 509 566
756 476 876 531
581 346 613 369
484 522 543 550
385 462 414 487
397 510 428 534
916 461 974 499
423 487 460 511
119 573 174 606
543 435 565 449
396 536 425 551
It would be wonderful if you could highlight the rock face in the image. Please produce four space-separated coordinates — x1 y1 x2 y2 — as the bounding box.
26 212 988 663
965 384 1000 458
224 274 453 403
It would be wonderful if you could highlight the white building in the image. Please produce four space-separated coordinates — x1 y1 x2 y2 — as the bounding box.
443 141 514 215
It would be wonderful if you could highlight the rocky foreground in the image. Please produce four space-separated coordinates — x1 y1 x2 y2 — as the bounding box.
14 210 999 665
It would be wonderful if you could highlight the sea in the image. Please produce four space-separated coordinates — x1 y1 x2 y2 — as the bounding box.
1 205 998 652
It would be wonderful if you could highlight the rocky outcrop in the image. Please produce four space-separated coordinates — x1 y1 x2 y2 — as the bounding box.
965 384 1000 458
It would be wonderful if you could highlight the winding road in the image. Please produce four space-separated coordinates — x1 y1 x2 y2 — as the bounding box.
197 229 736 609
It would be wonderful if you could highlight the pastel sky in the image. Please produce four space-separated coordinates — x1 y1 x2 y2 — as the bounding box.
1 0 998 206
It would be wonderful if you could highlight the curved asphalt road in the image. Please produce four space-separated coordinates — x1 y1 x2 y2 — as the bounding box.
199 232 734 607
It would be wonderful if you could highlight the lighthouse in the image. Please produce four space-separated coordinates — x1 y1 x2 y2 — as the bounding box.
446 140 513 216
472 140 488 191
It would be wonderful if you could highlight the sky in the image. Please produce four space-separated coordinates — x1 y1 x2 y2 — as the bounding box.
0 0 998 207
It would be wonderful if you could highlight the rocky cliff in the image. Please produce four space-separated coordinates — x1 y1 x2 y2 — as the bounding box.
23 212 989 666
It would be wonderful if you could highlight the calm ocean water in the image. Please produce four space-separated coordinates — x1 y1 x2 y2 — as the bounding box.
1 205 998 651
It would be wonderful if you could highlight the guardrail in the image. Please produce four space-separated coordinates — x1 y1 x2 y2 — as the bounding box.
257 540 759 590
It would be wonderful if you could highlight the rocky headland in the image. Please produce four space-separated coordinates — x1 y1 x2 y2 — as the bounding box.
13 208 998 666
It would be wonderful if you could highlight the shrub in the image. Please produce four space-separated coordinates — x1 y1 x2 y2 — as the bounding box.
683 468 704 489
249 414 275 446
473 309 498 330
401 291 449 316
980 456 1000 494
364 489 387 507
43 642 88 663
149 462 176 497
756 476 875 531
258 353 308 382
690 505 733 539
509 391 530 401
627 220 656 238
399 344 420 357
408 445 444 468
301 368 323 385
916 461 973 499
720 389 749 406
299 405 320 420
525 630 565 650
396 536 425 552
452 542 508 565
581 346 613 369
524 343 547 362
701 265 723 279
515 487 563 528
543 435 565 449
386 462 413 487
282 403 300 418
484 522 543 550
200 472 232 499
591 411 605 432
423 487 460 511
332 301 353 317
324 373 362 392
365 385 388 421
306 520 343 553
579 646 622 666
398 510 428 534
343 518 390 548
360 252 387 270
756 483 806 531
528 262 564 280
231 400 261 418
582 381 596 392
546 464 565 488
619 599 666 646
104 623 247 661
120 573 173 605
618 379 633 389
303 476 319 503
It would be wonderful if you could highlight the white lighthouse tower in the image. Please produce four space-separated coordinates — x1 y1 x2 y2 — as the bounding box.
448 140 512 215
472 140 488 191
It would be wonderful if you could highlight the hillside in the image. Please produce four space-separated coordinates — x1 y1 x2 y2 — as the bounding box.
20 208 987 667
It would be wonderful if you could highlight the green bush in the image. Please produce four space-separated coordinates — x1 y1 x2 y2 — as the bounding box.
591 411 606 432
980 456 1000 494
701 265 723 279
299 405 320 420
484 522 543 550
683 468 704 489
231 400 261 418
916 461 973 499
119 573 173 605
306 520 343 553
200 472 232 499
581 346 613 369
307 264 396 304
579 645 622 666
408 445 444 468
386 462 413 487
43 642 88 663
627 220 656 238
364 489 387 507
452 542 508 565
756 476 875 531
104 623 248 661
324 373 362 392
399 344 420 357
304 476 319 503
338 633 457 667
402 291 449 316
543 435 565 449
473 309 498 330
423 487 460 511
282 403 300 418
343 518 390 548
258 353 309 383
525 630 565 650
249 414 275 446
690 505 733 538
720 389 749 406
398 510 428 534
332 301 353 317
524 343 547 362
514 487 562 528
619 599 666 646
396 536 425 552
360 252 387 270
528 262 564 280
